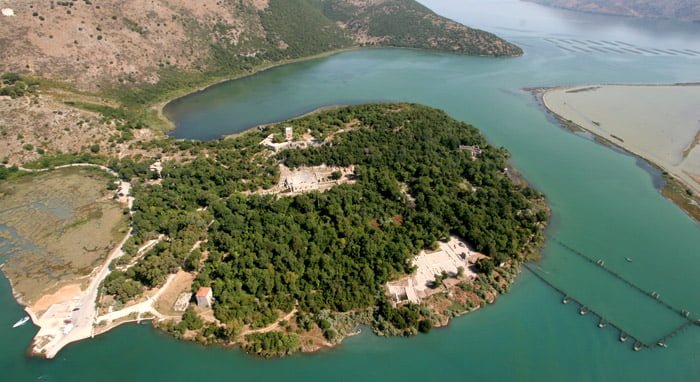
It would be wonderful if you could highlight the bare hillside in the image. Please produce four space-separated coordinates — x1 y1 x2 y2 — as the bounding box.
0 1 272 91
0 0 520 92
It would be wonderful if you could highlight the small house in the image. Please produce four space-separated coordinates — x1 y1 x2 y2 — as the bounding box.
195 287 213 308
285 127 293 142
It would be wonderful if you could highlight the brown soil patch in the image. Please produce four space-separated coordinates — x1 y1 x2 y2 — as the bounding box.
30 284 82 315
662 175 700 223
154 270 194 317
0 93 116 166
0 1 264 90
295 324 331 352
0 90 161 166
194 307 219 324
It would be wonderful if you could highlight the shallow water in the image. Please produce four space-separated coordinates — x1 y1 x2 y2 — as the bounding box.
4 0 700 380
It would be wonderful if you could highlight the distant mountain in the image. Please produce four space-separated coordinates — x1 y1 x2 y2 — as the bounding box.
313 0 523 56
526 0 700 22
0 0 521 92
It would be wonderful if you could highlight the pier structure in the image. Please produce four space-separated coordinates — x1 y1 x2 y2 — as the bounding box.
523 239 699 351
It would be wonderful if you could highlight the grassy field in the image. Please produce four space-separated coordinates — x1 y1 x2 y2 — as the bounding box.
0 167 128 307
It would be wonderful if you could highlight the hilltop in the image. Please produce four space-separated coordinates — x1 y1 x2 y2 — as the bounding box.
313 0 522 56
0 0 521 166
527 0 700 22
0 0 520 93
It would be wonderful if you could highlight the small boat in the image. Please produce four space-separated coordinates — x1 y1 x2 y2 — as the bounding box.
598 320 608 328
579 307 588 315
562 296 570 304
657 341 668 348
633 342 642 351
619 333 628 342
625 257 633 263
12 316 30 328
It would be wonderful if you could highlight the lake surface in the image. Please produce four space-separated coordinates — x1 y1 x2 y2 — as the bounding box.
4 0 700 380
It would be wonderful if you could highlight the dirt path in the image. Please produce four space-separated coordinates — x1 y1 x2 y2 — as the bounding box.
18 163 120 178
118 236 163 271
96 273 177 325
240 309 298 337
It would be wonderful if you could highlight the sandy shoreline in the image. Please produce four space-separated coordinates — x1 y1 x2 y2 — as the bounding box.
532 84 700 220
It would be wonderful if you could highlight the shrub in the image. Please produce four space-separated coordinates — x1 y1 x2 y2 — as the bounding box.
418 319 433 333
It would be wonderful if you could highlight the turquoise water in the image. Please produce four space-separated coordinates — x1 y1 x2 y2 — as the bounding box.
4 0 700 380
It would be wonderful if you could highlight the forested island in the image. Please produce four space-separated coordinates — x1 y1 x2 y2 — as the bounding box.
0 0 537 359
94 104 548 356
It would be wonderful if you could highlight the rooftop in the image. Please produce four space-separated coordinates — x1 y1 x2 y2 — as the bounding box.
195 287 212 297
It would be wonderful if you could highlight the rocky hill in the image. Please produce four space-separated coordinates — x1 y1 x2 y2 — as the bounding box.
527 0 700 22
0 0 520 93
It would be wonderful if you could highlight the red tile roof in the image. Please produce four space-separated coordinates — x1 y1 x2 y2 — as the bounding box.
195 287 212 297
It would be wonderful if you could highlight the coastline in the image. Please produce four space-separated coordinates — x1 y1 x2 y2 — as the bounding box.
155 259 523 357
136 104 548 358
528 85 700 223
154 45 524 134
151 47 365 133
1 108 548 359
222 104 349 140
0 164 135 359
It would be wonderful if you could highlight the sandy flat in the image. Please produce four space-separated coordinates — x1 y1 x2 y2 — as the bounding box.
31 284 82 316
543 84 700 193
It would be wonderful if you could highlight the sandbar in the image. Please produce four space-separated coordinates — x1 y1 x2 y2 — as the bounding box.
543 84 700 195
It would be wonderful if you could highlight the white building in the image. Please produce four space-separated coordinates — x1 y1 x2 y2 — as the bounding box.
195 287 213 308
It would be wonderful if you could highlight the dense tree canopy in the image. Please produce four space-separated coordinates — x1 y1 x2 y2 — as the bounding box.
113 104 547 333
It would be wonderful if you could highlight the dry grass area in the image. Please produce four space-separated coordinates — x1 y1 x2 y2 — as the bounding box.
0 1 270 91
0 93 113 165
0 167 128 306
154 270 194 317
423 284 494 327
0 92 159 166
662 175 700 222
